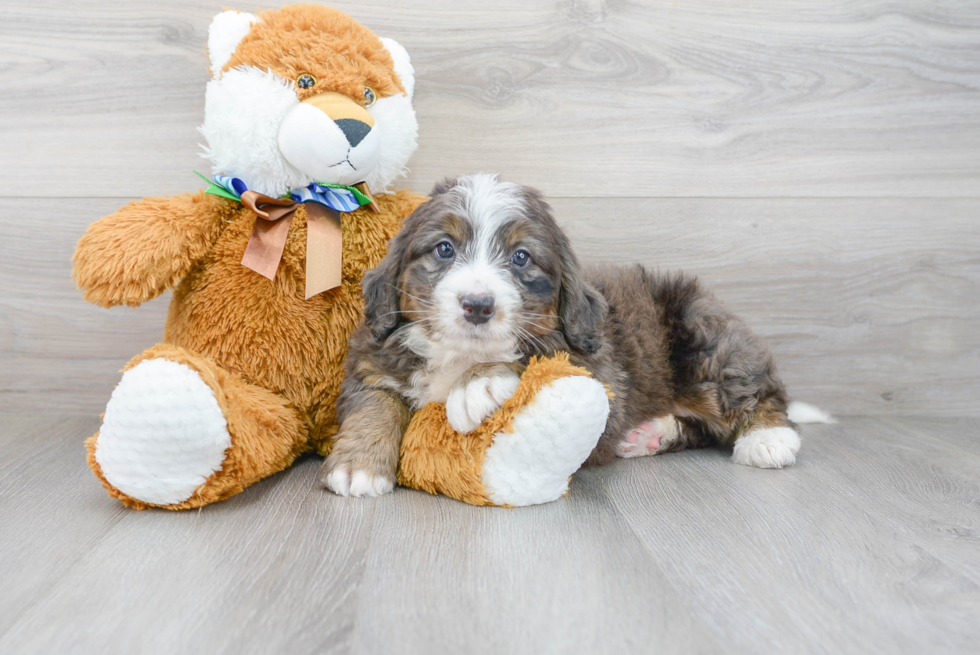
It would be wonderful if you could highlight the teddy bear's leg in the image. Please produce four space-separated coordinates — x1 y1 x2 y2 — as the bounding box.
86 344 307 510
399 355 610 507
479 375 609 506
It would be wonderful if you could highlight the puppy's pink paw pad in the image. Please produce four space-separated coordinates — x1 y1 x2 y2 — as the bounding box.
615 416 679 459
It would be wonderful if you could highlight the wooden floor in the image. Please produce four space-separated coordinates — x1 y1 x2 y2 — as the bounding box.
0 414 977 654
1 0 978 652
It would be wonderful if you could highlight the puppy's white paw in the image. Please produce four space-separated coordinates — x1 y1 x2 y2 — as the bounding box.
615 416 680 459
732 426 801 469
324 468 394 497
446 370 521 433
324 468 351 496
349 470 394 496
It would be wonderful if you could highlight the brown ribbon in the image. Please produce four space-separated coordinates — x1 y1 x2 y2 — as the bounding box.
354 182 381 214
239 190 350 299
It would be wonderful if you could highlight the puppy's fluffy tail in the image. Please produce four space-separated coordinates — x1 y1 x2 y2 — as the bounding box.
787 401 835 424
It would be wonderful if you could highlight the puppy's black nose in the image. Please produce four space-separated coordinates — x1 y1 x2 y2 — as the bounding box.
335 118 372 147
461 294 495 325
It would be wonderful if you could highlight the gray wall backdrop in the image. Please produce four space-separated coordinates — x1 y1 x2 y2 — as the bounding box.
1 0 978 416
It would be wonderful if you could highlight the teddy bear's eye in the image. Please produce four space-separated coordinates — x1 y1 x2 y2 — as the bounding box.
297 73 316 89
363 87 377 107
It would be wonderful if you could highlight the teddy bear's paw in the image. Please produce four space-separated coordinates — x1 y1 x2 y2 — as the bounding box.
95 358 231 506
446 367 521 434
481 375 609 507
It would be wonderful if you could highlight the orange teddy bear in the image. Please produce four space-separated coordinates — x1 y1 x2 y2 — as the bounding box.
73 4 609 510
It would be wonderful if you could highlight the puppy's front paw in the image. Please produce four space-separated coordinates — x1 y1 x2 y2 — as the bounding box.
321 455 395 498
446 369 521 433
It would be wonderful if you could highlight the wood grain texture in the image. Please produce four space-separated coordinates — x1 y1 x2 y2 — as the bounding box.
1 1 977 652
586 415 980 654
0 416 375 655
0 0 979 198
3 197 977 417
0 415 977 654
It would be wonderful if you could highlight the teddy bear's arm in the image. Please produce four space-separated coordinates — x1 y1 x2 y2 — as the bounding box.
73 192 235 308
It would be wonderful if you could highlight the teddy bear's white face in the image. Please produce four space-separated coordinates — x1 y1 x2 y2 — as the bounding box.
199 10 418 198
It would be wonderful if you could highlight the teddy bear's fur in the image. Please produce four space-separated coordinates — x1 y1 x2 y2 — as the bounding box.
398 354 607 506
74 4 425 509
74 4 610 510
76 192 422 509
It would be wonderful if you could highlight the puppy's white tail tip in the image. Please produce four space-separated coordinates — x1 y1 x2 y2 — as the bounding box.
787 401 835 424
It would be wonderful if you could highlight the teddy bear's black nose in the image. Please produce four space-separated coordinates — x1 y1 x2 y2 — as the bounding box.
335 118 371 147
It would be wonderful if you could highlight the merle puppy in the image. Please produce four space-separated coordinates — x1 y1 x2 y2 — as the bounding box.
321 173 801 497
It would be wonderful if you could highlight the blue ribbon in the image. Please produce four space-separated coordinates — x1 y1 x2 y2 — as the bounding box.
205 175 370 213
289 183 363 213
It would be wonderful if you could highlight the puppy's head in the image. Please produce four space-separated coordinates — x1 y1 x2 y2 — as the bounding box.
363 173 606 358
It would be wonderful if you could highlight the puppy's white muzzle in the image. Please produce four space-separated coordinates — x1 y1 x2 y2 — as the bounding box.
277 98 382 186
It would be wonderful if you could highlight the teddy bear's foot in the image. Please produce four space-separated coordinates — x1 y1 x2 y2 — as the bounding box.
94 358 231 506
397 354 610 507
480 375 608 506
88 344 308 510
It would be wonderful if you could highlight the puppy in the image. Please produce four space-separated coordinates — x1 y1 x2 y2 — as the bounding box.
321 173 800 497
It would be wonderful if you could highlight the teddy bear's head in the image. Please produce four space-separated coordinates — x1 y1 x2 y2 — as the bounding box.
200 4 418 197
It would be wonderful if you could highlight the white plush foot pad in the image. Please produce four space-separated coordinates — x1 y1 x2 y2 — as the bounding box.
731 426 801 469
481 376 609 507
95 358 231 505
615 415 680 458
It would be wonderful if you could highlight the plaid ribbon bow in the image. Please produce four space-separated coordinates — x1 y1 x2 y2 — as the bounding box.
195 172 377 299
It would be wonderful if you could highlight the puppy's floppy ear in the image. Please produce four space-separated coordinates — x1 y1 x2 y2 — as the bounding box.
362 230 410 341
554 228 606 355
520 184 607 354
558 251 606 354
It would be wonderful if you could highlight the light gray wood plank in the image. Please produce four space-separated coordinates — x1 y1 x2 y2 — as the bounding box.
0 439 376 655
584 417 980 655
1 415 978 654
1 0 978 198
346 480 719 655
0 416 129 635
3 197 977 417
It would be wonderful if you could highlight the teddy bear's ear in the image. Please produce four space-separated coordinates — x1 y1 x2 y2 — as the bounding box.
208 10 260 77
379 37 415 99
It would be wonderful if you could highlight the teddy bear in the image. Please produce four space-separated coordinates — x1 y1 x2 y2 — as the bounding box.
72 3 610 510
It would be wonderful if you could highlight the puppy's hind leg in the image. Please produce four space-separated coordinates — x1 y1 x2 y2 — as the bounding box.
668 287 801 468
730 398 800 469
676 388 800 469
614 415 708 459
615 416 680 458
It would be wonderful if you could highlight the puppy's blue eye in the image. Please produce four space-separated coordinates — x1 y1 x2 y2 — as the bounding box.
435 241 455 259
511 249 531 267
